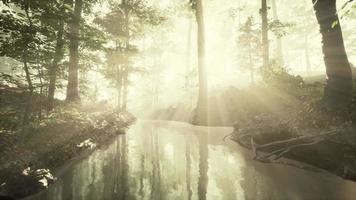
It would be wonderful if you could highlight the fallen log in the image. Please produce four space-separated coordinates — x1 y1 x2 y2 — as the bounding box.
232 127 356 182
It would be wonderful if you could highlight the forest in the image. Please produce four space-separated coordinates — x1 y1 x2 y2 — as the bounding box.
1 0 356 199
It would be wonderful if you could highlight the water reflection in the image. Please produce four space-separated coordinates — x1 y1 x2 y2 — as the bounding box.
185 134 192 200
25 120 356 200
198 131 208 200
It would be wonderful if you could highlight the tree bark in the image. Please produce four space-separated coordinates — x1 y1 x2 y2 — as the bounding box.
312 0 353 109
194 0 208 125
261 0 269 69
48 8 65 110
66 0 82 102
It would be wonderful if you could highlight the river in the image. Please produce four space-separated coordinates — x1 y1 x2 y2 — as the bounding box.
25 120 356 200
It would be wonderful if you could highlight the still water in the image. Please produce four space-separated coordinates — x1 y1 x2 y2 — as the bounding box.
26 120 356 200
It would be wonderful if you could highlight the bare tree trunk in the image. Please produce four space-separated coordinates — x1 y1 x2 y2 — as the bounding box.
261 0 269 69
22 4 34 126
271 0 283 65
37 66 44 119
23 61 33 95
121 0 130 112
312 0 353 110
22 61 33 126
194 0 208 125
66 0 82 102
48 5 65 110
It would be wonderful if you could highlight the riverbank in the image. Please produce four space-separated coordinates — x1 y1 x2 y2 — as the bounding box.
0 86 136 199
151 68 356 182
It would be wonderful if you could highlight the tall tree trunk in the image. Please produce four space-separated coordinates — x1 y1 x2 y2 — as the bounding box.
312 0 353 109
66 0 82 102
22 61 33 126
121 0 130 112
261 0 269 69
271 0 283 65
194 0 208 125
48 10 65 110
22 4 34 126
37 66 44 119
23 61 33 95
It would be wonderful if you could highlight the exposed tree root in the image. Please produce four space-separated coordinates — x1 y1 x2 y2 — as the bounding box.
232 127 356 181
232 129 340 159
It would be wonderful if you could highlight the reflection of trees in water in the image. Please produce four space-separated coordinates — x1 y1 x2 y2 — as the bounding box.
239 164 258 200
198 132 208 200
119 135 129 200
139 154 145 197
239 162 282 200
101 135 129 200
113 138 121 199
215 170 237 200
185 134 193 200
102 144 117 200
62 169 73 200
150 126 163 200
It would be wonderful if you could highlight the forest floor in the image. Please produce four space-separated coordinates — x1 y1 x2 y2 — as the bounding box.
152 68 356 182
0 85 136 199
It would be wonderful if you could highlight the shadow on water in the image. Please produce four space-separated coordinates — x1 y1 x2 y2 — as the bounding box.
24 120 356 200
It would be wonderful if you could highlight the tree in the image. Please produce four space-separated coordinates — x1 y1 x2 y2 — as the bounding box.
191 0 208 125
66 0 83 102
236 17 262 85
261 0 269 69
96 0 164 111
312 0 353 110
1 0 57 124
47 0 70 110
271 0 283 65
